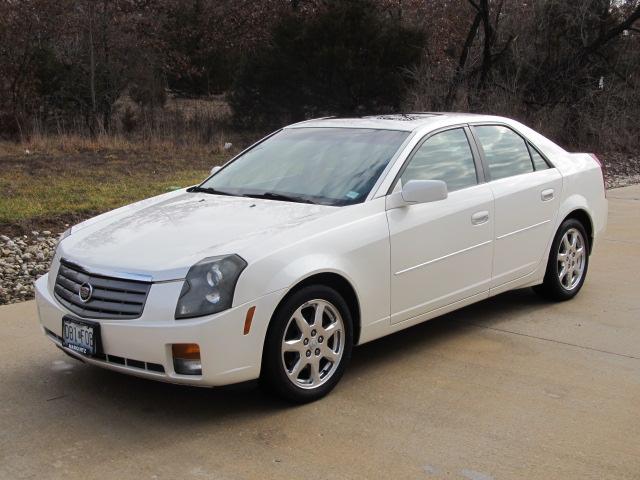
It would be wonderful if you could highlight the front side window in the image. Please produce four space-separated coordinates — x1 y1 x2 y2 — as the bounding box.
474 125 534 180
201 128 409 206
400 128 477 192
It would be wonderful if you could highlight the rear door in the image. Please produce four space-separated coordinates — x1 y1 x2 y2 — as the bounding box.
470 124 562 289
387 127 494 324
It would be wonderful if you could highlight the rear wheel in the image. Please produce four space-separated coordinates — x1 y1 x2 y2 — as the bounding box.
261 285 353 403
534 218 589 301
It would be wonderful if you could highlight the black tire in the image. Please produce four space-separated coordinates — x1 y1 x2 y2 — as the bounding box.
533 218 590 301
260 285 353 403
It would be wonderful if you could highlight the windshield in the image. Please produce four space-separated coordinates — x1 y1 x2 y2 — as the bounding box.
200 127 410 206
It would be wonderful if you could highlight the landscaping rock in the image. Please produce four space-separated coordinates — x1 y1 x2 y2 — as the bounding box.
0 230 58 305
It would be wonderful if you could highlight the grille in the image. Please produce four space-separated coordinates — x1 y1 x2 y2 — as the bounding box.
54 260 151 320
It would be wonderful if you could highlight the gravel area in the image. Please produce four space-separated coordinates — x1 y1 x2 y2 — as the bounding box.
602 153 640 189
0 232 58 305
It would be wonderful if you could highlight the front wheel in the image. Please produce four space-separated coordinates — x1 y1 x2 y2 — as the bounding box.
533 218 589 301
261 285 353 403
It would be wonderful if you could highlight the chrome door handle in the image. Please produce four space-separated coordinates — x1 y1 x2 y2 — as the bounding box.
471 211 490 225
541 189 554 201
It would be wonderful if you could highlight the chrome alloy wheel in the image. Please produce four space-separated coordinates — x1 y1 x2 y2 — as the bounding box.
557 227 586 291
281 299 345 389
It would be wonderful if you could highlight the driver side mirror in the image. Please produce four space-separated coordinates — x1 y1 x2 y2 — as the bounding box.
386 179 448 210
210 165 222 175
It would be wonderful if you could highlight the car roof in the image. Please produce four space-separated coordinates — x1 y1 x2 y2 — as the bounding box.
284 112 569 159
285 112 506 132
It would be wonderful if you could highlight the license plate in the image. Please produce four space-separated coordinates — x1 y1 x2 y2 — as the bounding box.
62 317 100 356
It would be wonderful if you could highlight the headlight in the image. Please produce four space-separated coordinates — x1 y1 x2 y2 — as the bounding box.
175 255 247 319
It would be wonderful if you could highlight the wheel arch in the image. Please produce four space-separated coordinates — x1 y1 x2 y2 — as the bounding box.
562 208 594 254
272 272 362 345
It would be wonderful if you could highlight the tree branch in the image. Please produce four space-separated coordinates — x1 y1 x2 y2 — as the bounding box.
584 4 640 54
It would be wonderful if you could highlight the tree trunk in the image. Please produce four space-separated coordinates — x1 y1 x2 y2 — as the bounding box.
88 1 97 135
477 0 494 91
445 11 482 110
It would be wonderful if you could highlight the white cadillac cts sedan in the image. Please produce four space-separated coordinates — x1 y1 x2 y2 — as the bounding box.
36 113 607 402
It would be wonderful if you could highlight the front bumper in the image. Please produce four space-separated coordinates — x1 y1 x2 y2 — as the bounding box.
35 273 285 387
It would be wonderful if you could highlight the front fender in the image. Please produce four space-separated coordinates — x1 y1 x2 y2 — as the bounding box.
273 254 361 295
233 199 392 337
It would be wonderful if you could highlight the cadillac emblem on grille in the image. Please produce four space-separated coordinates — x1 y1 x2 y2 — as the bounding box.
78 282 93 303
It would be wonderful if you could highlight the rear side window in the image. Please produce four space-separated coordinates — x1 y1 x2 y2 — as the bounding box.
529 144 550 171
401 128 477 192
474 126 533 180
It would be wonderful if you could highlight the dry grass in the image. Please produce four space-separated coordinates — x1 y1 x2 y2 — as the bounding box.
0 132 232 157
4 96 258 156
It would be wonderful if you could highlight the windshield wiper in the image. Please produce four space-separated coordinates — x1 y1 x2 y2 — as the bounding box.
187 186 238 196
189 186 317 204
244 192 317 204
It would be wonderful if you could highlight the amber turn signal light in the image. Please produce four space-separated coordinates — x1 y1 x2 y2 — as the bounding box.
172 343 201 359
172 343 202 375
243 306 256 335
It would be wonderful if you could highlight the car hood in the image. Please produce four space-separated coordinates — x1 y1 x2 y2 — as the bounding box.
59 190 336 281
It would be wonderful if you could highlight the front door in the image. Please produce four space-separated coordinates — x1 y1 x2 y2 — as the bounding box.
387 127 494 324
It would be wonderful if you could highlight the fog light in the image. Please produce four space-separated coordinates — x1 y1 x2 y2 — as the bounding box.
172 343 202 375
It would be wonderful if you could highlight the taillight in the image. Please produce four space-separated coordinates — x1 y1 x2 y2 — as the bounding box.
589 153 607 197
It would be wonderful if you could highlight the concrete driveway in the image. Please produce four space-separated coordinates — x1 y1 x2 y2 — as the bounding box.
1 186 639 480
